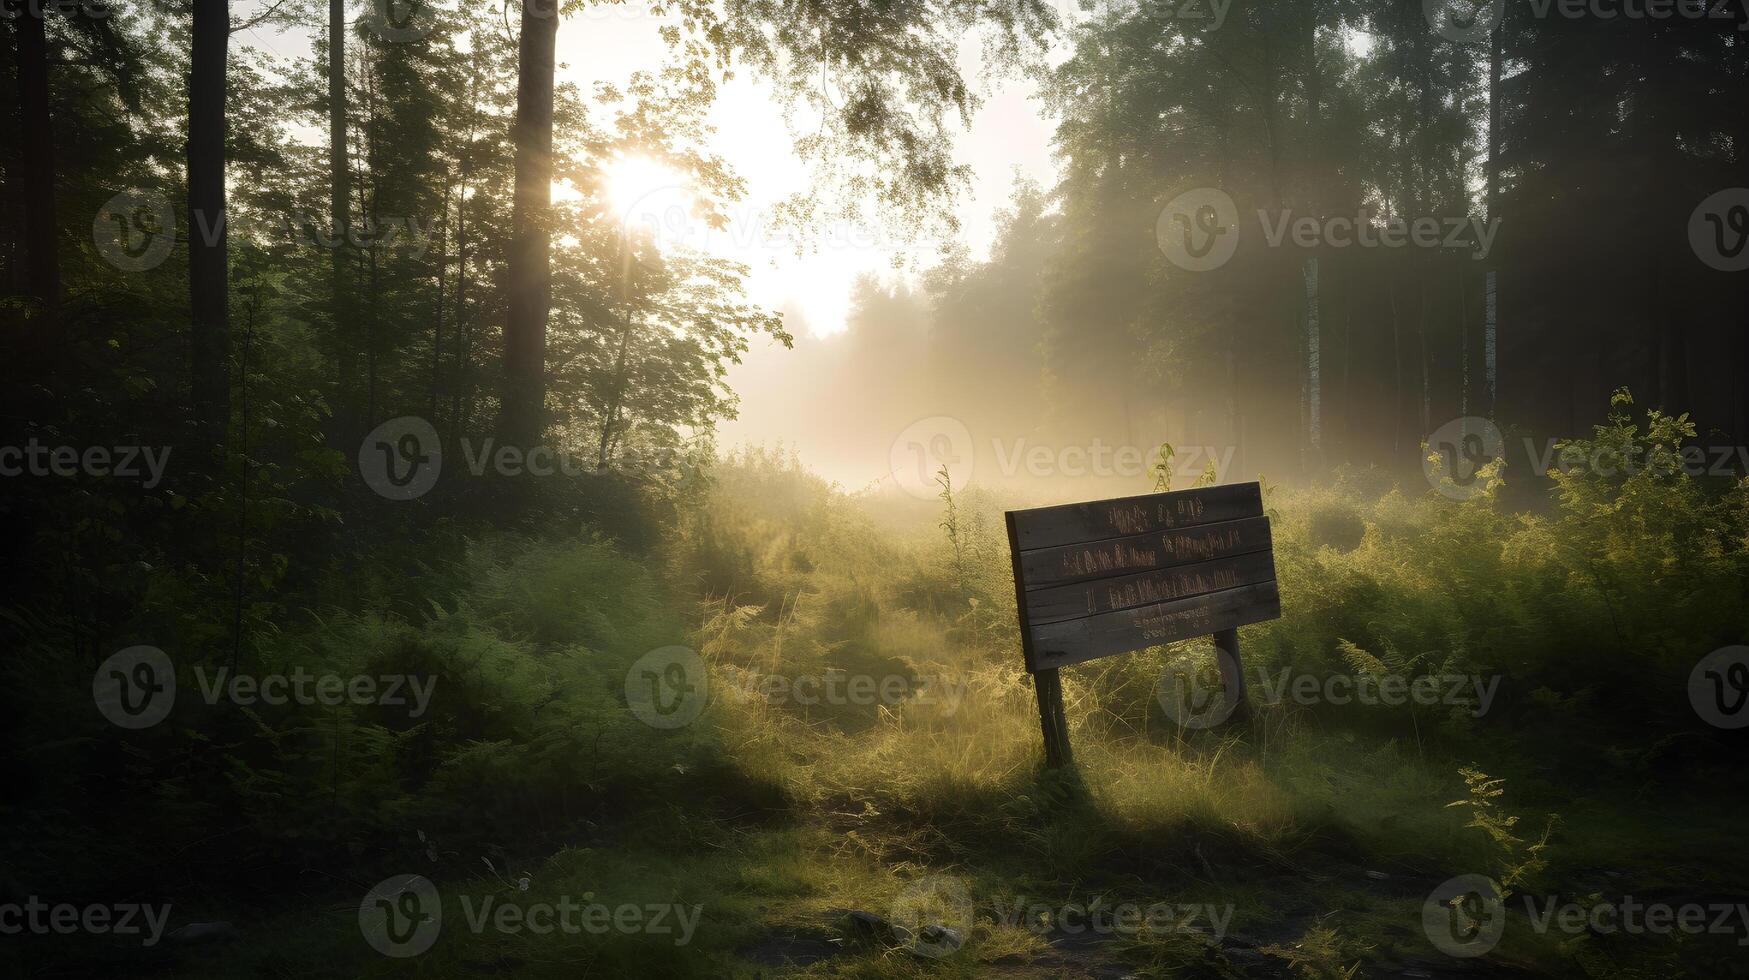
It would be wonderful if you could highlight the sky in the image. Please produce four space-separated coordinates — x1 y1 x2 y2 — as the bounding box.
555 6 1059 338
232 0 1065 485
544 6 1062 475
234 1 1059 339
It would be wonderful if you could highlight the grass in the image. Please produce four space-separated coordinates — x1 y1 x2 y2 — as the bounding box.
10 431 1748 978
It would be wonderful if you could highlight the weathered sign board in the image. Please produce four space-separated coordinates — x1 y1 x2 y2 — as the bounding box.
1005 482 1282 766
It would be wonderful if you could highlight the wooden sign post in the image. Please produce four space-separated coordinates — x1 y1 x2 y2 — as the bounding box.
1005 483 1282 767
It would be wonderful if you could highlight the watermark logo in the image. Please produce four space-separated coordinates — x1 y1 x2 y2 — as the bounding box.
360 416 442 500
1166 0 1232 30
360 415 700 501
1157 188 1240 272
1690 645 1749 730
1 440 172 487
889 416 976 500
360 874 441 957
192 666 437 717
1154 641 1240 729
1524 438 1749 479
887 422 1237 497
0 897 172 946
458 893 701 944
94 189 176 273
1523 893 1749 946
626 646 709 729
1425 0 1501 42
1081 0 1231 30
367 0 431 42
1159 190 1494 271
1690 188 1749 272
1260 210 1499 260
93 646 175 729
1430 0 1749 41
889 874 975 959
1424 416 1505 501
0 0 116 21
1423 874 1506 957
1430 420 1749 491
95 648 436 726
1424 875 1749 957
297 214 434 256
719 666 967 716
990 894 1233 940
615 190 943 260
575 0 659 21
1255 669 1500 717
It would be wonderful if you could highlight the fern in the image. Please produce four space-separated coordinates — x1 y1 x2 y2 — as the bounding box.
1336 638 1390 676
1446 767 1558 896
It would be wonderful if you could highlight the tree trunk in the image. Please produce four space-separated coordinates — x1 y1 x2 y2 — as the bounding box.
13 3 59 322
362 61 379 430
1484 8 1503 418
501 0 559 452
189 0 231 453
1304 257 1321 459
1388 271 1403 456
596 300 639 469
328 0 353 440
450 60 481 446
452 184 471 443
431 187 450 422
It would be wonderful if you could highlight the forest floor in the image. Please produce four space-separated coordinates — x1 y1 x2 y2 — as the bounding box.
19 453 1749 979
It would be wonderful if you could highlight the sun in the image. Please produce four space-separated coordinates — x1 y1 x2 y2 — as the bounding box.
603 155 691 222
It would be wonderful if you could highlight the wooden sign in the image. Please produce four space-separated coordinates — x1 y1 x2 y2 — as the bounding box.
1005 483 1282 766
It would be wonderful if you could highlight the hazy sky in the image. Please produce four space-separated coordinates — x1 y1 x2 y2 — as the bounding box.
234 1 1058 339
558 7 1058 338
233 1 1063 485
545 6 1061 477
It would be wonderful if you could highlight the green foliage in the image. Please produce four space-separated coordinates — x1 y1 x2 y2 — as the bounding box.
936 464 971 600
1258 922 1372 980
1445 767 1556 896
8 396 1747 978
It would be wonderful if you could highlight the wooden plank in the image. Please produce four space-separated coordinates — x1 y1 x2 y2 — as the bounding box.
1026 581 1281 672
1009 482 1263 552
1212 627 1250 723
1022 549 1277 626
1005 509 1044 678
1017 515 1273 591
1031 667 1072 768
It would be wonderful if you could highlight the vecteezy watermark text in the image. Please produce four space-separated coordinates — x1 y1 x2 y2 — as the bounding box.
0 0 114 20
1422 415 1749 501
887 873 1231 960
358 415 700 501
1428 0 1749 44
1157 188 1500 272
92 646 437 729
0 897 172 947
457 894 701 945
1157 653 1501 729
359 875 700 958
94 189 435 273
1 439 171 488
990 895 1233 939
718 665 967 715
1422 874 1749 958
192 666 436 718
887 415 1237 500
